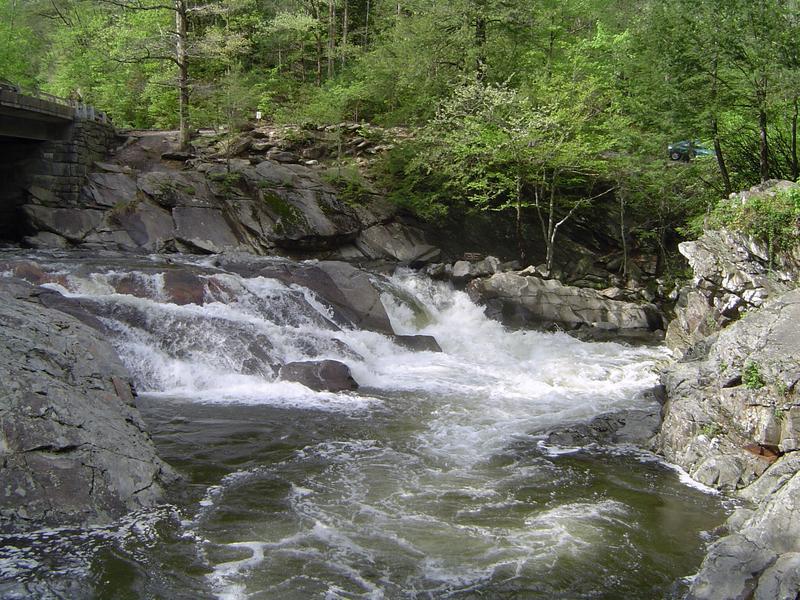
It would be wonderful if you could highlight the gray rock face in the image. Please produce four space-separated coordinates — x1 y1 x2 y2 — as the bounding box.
355 222 440 264
467 272 663 339
658 289 800 599
0 279 174 531
20 137 440 262
279 360 358 392
216 256 396 335
658 289 800 490
666 185 800 356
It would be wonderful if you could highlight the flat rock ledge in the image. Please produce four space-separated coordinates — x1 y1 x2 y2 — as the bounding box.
467 271 664 341
0 278 175 531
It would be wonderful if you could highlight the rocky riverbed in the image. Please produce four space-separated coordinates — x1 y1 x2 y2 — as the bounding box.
1 125 799 598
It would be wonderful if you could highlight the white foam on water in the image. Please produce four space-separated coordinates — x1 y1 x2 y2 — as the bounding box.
2 257 717 599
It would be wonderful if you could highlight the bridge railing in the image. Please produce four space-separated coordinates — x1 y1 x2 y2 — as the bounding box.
0 80 110 124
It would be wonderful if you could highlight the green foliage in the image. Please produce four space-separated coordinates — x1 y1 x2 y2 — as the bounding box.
743 362 766 390
708 185 800 257
700 422 724 438
6 0 800 257
322 164 371 206
374 140 450 221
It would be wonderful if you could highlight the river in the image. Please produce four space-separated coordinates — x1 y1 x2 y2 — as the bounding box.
0 253 728 599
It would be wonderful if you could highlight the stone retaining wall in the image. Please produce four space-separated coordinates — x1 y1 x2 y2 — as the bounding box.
30 120 120 206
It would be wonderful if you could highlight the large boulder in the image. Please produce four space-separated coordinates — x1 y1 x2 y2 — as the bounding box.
355 222 440 264
279 360 358 392
0 279 174 531
467 272 663 340
220 257 395 335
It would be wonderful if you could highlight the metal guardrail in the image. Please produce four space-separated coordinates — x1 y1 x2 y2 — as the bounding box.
0 80 110 124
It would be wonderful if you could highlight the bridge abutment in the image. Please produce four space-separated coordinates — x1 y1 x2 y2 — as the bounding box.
0 120 120 242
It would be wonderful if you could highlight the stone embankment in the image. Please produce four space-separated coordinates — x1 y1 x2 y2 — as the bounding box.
656 181 800 599
20 127 438 265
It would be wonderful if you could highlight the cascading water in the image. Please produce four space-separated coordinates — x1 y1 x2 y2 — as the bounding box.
0 253 728 599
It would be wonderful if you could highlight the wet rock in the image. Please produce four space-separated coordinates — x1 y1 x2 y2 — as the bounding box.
173 207 241 254
162 269 206 305
315 261 394 334
467 272 663 340
355 222 440 264
0 279 174 531
392 335 442 353
279 360 358 392
82 172 139 209
22 231 70 249
102 201 175 252
543 408 661 448
23 206 105 243
220 257 395 335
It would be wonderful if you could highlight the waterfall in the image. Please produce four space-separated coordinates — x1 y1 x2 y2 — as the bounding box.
1 252 725 600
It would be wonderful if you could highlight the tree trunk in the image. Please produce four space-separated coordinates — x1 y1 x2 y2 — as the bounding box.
757 75 769 182
327 0 336 79
545 174 558 273
792 95 798 181
175 0 189 151
711 116 732 196
364 0 370 47
709 55 731 196
341 0 348 68
475 13 486 82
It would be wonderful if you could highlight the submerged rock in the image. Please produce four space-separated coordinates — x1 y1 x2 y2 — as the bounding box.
0 279 175 531
544 408 661 448
279 360 358 392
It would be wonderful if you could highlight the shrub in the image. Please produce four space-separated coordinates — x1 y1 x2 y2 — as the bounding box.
708 185 800 264
743 361 766 390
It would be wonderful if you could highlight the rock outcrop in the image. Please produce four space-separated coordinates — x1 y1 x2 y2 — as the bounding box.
20 130 440 265
658 289 800 491
658 290 800 598
0 278 174 531
467 271 664 340
666 182 800 356
656 183 800 599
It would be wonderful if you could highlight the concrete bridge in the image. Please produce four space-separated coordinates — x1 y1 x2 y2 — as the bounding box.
0 83 110 140
0 84 118 241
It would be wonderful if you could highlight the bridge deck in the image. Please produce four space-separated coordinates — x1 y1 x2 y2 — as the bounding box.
0 88 75 122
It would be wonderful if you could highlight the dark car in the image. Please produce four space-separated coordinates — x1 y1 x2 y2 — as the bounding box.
668 140 714 161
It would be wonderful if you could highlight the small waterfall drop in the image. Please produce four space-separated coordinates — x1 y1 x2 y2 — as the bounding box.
0 252 725 600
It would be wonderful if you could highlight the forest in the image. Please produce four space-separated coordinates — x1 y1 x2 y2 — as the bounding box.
3 0 800 270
